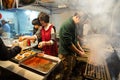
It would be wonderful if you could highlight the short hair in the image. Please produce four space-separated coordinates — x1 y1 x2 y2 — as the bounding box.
1 19 6 23
74 11 88 23
1 19 7 24
38 12 49 23
74 12 79 16
80 14 88 23
32 18 41 26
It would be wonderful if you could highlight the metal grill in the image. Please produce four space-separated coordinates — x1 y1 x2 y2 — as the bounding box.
84 63 111 80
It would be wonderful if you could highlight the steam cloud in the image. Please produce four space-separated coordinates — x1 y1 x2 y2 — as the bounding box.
55 0 120 65
56 0 119 35
55 0 120 78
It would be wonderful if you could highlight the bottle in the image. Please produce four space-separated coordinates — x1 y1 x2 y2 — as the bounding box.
27 39 31 46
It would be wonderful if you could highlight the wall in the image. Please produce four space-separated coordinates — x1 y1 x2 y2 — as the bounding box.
0 10 18 36
15 9 39 35
0 8 50 36
51 9 75 34
0 7 74 36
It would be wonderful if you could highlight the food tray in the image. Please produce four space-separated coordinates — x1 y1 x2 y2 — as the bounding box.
3 38 38 50
13 39 38 50
19 54 58 75
10 49 36 63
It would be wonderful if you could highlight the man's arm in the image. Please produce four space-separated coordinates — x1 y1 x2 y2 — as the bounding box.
69 43 85 56
0 38 21 60
77 41 84 52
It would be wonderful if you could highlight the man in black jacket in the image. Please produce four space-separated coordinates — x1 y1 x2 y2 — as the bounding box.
0 37 22 79
0 37 21 60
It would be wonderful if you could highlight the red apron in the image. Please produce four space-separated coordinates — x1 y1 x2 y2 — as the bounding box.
40 25 58 56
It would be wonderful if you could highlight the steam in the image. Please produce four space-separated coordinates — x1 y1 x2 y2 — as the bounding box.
84 35 113 65
55 0 119 65
54 0 120 78
111 0 120 36
55 0 118 34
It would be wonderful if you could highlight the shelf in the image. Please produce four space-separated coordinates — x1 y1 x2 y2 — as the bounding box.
19 0 68 13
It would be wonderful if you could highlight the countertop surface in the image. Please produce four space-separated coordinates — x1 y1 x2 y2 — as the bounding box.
0 60 44 80
0 54 61 80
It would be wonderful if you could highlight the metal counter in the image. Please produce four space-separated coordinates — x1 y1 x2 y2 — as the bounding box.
0 54 61 80
0 38 61 80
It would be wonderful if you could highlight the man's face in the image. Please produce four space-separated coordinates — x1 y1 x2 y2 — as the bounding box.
74 16 80 24
1 21 5 25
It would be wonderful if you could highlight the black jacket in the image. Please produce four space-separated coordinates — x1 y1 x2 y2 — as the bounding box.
0 38 21 60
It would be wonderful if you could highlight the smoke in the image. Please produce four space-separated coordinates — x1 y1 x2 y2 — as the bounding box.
55 0 120 78
77 0 116 35
83 34 113 65
61 0 119 65
111 0 120 36
55 0 119 65
63 0 118 65
55 0 118 34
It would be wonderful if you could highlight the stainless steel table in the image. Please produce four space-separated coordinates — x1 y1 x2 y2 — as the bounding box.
0 54 61 80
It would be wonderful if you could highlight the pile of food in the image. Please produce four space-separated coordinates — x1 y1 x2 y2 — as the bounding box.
12 39 29 47
12 38 37 50
15 50 36 61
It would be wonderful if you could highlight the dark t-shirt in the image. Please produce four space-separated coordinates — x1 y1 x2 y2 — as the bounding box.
0 38 21 60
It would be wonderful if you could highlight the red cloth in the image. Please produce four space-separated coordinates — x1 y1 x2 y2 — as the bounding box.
40 25 58 56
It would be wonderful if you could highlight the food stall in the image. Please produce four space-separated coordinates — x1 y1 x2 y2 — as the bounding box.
0 0 120 80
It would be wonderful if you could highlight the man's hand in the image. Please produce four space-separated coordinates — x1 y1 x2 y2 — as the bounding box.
79 51 88 58
78 50 85 56
19 36 24 42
